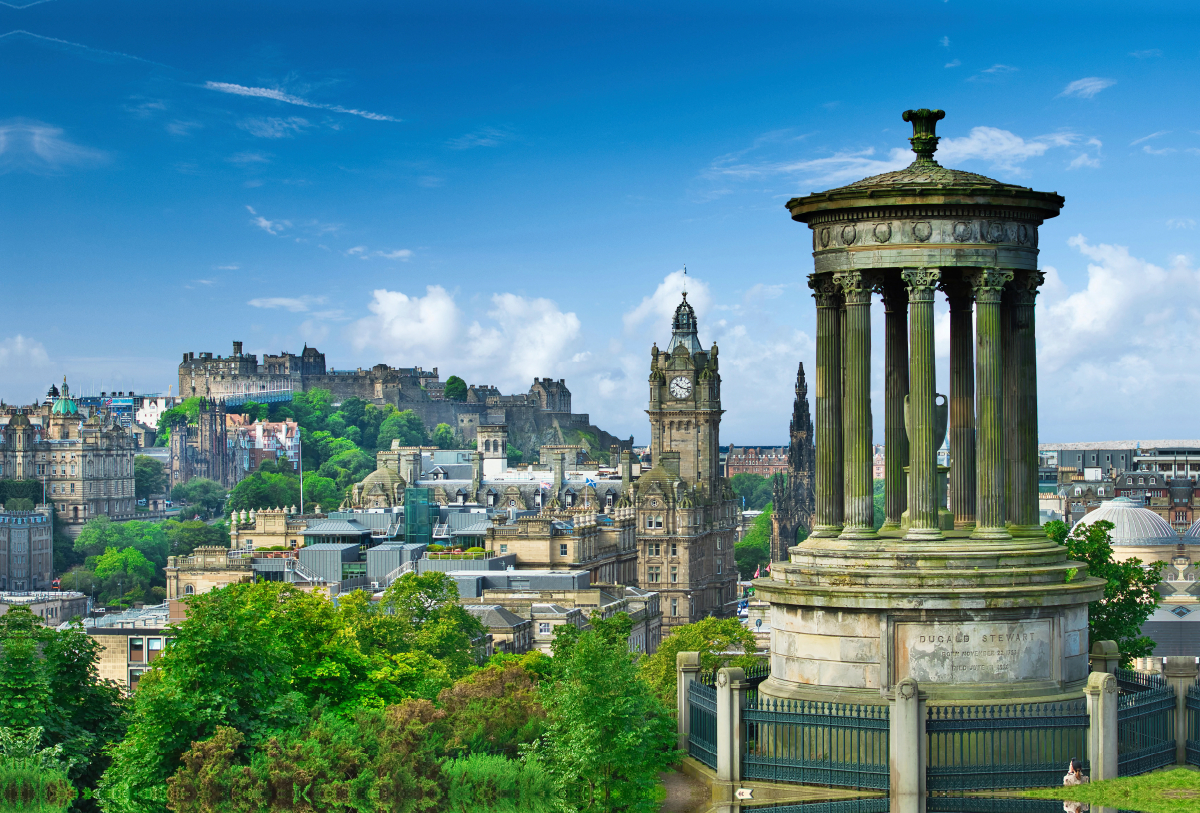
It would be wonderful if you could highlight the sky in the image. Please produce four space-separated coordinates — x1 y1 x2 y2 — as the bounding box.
2 2 1200 445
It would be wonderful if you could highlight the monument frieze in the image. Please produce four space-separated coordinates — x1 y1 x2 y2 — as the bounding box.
893 619 1052 684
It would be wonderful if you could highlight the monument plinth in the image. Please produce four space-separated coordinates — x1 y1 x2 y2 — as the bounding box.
756 109 1105 703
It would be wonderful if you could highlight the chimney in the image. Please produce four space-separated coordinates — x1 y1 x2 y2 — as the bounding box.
620 450 633 488
233 341 243 356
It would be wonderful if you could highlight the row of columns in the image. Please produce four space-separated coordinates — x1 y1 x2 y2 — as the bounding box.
809 267 1043 543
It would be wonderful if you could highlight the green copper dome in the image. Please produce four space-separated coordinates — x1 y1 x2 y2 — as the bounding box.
51 378 78 415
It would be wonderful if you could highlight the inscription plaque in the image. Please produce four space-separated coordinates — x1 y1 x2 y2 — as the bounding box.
894 620 1052 684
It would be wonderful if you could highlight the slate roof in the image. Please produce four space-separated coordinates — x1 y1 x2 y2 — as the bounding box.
464 604 529 630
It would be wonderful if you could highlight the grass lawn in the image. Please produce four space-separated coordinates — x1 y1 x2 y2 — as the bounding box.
1024 768 1200 813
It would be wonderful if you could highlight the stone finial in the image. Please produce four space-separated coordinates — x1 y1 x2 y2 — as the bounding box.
902 108 946 164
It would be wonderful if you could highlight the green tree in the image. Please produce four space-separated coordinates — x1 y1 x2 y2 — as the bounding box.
154 397 203 447
534 621 677 811
162 520 230 556
1046 519 1165 663
59 567 96 595
873 478 885 530
638 617 758 709
134 456 167 501
506 443 524 466
443 376 467 402
730 473 773 511
432 423 457 450
92 547 155 584
735 504 772 579
170 478 227 519
380 572 485 678
376 410 428 452
437 660 546 759
226 472 299 513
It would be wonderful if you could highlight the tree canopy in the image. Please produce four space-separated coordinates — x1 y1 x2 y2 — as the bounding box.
1046 519 1165 663
735 504 772 579
730 473 773 511
443 375 468 402
637 616 758 709
134 456 167 501
169 478 226 519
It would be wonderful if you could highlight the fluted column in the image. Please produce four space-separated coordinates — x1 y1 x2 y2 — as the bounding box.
970 268 1014 540
1002 293 1018 528
1010 270 1044 531
809 275 844 538
834 270 876 540
942 276 976 530
880 277 909 532
902 267 942 540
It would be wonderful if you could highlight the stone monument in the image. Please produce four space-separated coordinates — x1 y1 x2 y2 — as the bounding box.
756 109 1105 703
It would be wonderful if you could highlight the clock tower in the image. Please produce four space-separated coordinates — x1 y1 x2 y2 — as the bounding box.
647 293 723 493
637 293 736 632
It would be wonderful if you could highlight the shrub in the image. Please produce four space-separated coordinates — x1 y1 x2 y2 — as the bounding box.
464 547 485 554
426 544 445 553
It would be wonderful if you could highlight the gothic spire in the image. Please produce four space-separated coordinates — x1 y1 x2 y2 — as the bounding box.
667 292 702 354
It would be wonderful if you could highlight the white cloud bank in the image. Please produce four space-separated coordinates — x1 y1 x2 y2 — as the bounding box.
0 120 108 174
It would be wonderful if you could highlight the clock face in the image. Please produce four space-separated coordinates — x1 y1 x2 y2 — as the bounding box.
669 376 692 399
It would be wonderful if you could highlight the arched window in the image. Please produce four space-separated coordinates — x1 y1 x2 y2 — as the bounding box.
1074 487 1081 496
184 584 195 595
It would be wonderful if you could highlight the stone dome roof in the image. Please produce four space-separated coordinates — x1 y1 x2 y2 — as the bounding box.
360 465 405 495
51 396 78 415
1073 497 1180 546
1184 518 1200 539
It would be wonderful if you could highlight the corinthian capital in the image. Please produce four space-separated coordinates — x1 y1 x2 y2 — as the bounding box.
901 267 940 302
1008 269 1046 306
967 268 1014 304
833 270 874 305
808 274 843 308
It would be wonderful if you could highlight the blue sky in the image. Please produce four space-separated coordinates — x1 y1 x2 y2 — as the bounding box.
2 1 1199 444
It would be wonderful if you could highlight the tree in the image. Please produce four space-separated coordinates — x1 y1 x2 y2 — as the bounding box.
376 410 428 452
443 376 467 402
170 478 227 519
226 472 299 513
873 478 885 530
638 617 758 709
735 504 772 579
534 622 677 811
154 397 203 447
437 661 545 758
162 520 230 556
431 423 457 450
506 443 524 466
730 473 773 511
93 547 155 584
134 456 167 502
1046 519 1165 663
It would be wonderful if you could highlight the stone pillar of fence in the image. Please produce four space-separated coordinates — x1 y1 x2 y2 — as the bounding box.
677 651 701 752
715 666 747 783
1089 640 1120 674
1163 656 1199 766
889 677 926 811
1085 671 1118 781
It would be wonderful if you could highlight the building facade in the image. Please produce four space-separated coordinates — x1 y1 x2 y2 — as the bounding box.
638 294 737 632
1 380 139 535
0 509 53 590
725 446 789 478
168 398 241 490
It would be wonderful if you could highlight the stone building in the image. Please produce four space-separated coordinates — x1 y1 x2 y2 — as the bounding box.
163 545 253 598
486 510 638 586
0 509 53 590
85 602 174 691
637 294 738 632
168 398 241 490
770 363 816 563
0 380 139 535
725 446 788 478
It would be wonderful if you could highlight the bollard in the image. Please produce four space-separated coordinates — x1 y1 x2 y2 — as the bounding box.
889 678 925 813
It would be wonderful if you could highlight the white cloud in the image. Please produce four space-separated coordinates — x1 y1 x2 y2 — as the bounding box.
1068 152 1101 169
0 335 50 369
1130 49 1162 58
246 205 290 235
1167 218 1196 229
165 120 202 136
247 296 324 313
1144 145 1175 156
215 264 239 270
447 127 513 149
0 120 108 174
945 59 961 68
238 117 310 139
228 151 270 164
935 127 1079 172
1036 237 1200 438
1059 77 1116 99
939 36 950 47
345 246 413 261
968 64 1017 81
376 249 412 260
1131 131 1169 146
204 81 401 122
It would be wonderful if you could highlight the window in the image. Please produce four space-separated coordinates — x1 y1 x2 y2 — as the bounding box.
670 598 678 616
655 515 663 529
538 622 551 635
716 536 721 551
1151 478 1157 485
184 584 194 595
1139 477 1145 485
129 638 144 663
147 638 163 662
646 515 655 529
717 560 723 574
670 566 678 583
499 544 508 554
648 543 660 557
1074 487 1081 496
559 543 568 557
670 543 678 557
648 566 660 583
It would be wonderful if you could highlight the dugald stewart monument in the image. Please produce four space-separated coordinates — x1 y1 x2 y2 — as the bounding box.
756 109 1106 705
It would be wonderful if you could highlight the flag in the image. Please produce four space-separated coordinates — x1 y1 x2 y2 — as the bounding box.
539 481 552 490
754 565 760 579
766 563 771 573
585 477 597 487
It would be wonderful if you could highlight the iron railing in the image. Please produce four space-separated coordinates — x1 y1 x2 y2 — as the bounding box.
926 700 1089 790
1115 667 1176 776
1188 681 1200 767
926 798 1070 813
741 800 888 813
741 697 889 790
687 679 718 769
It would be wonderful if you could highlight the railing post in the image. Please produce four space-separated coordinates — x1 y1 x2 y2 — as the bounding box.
1163 656 1198 765
1085 671 1118 780
1089 640 1120 674
677 651 701 752
889 677 925 812
716 666 745 783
